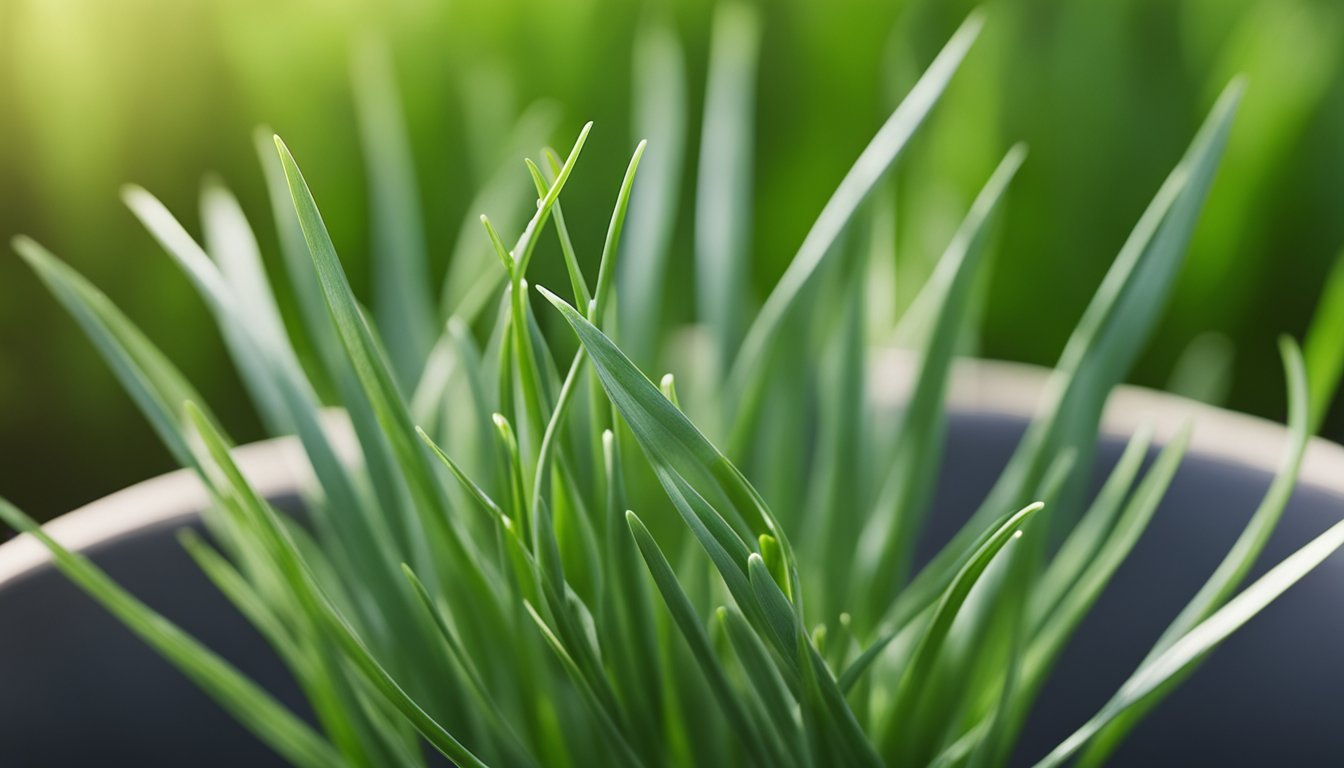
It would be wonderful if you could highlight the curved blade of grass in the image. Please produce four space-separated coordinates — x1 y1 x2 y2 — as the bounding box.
254 126 345 386
181 403 490 768
1028 425 1188 680
595 431 666 753
352 37 435 389
526 158 591 311
716 604 806 765
538 284 782 543
973 426 1193 765
1037 513 1344 768
1076 336 1310 764
513 122 593 279
440 102 559 322
877 503 1042 761
694 2 759 371
523 601 649 768
124 185 417 609
840 503 1041 692
854 144 1026 626
537 284 799 610
1304 248 1344 431
1028 424 1155 630
401 565 539 768
746 554 882 768
981 79 1243 525
618 16 687 364
257 126 423 570
13 236 211 470
273 136 477 564
591 140 647 326
200 178 292 361
124 184 291 431
627 512 783 768
530 351 587 512
0 499 345 768
725 11 983 448
181 530 404 768
882 79 1242 643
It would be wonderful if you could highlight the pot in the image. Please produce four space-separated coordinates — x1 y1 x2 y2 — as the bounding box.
2 358 1342 766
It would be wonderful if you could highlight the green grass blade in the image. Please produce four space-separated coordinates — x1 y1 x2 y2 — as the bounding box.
597 431 666 753
884 80 1242 642
351 38 435 389
1076 336 1310 764
13 236 212 469
181 530 397 768
440 103 559 323
694 2 759 371
725 11 983 447
254 126 346 387
513 122 594 278
523 601 650 768
1029 426 1188 675
746 554 882 768
799 259 867 619
0 500 345 768
273 136 471 560
618 15 687 364
539 285 785 544
627 512 782 768
526 158 591 310
591 140 648 326
181 403 490 768
1304 248 1344 431
984 80 1243 521
125 184 414 619
854 144 1026 626
401 565 540 768
1037 514 1344 768
123 184 291 431
716 605 806 765
986 425 1193 762
200 178 292 359
1028 424 1155 630
877 503 1042 763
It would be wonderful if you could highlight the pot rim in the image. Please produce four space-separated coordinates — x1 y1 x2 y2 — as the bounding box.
3 356 1342 587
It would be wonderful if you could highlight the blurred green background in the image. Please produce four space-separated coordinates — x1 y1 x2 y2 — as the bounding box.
2 0 1342 521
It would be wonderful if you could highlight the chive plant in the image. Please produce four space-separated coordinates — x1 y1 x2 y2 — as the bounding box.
5 10 1344 767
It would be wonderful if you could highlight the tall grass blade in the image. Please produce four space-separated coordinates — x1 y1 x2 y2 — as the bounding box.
618 16 687 364
0 500 345 768
725 11 983 447
352 38 435 388
694 2 760 372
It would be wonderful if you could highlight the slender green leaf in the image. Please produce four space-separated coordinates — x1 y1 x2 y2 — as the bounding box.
725 11 984 448
0 500 344 768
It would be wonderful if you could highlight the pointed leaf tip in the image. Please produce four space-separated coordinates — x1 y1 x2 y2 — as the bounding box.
534 283 568 308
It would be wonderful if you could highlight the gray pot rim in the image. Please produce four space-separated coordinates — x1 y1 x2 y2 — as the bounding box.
3 355 1342 587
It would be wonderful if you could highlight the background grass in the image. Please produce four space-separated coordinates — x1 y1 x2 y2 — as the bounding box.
2 0 1343 521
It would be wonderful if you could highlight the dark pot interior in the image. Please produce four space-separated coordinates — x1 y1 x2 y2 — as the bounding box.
2 409 1342 766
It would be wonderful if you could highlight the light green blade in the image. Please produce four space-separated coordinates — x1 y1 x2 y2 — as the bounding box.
694 2 760 372
884 80 1243 643
618 16 687 364
352 37 435 389
1075 337 1311 764
0 499 344 768
1038 514 1344 768
725 11 984 449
